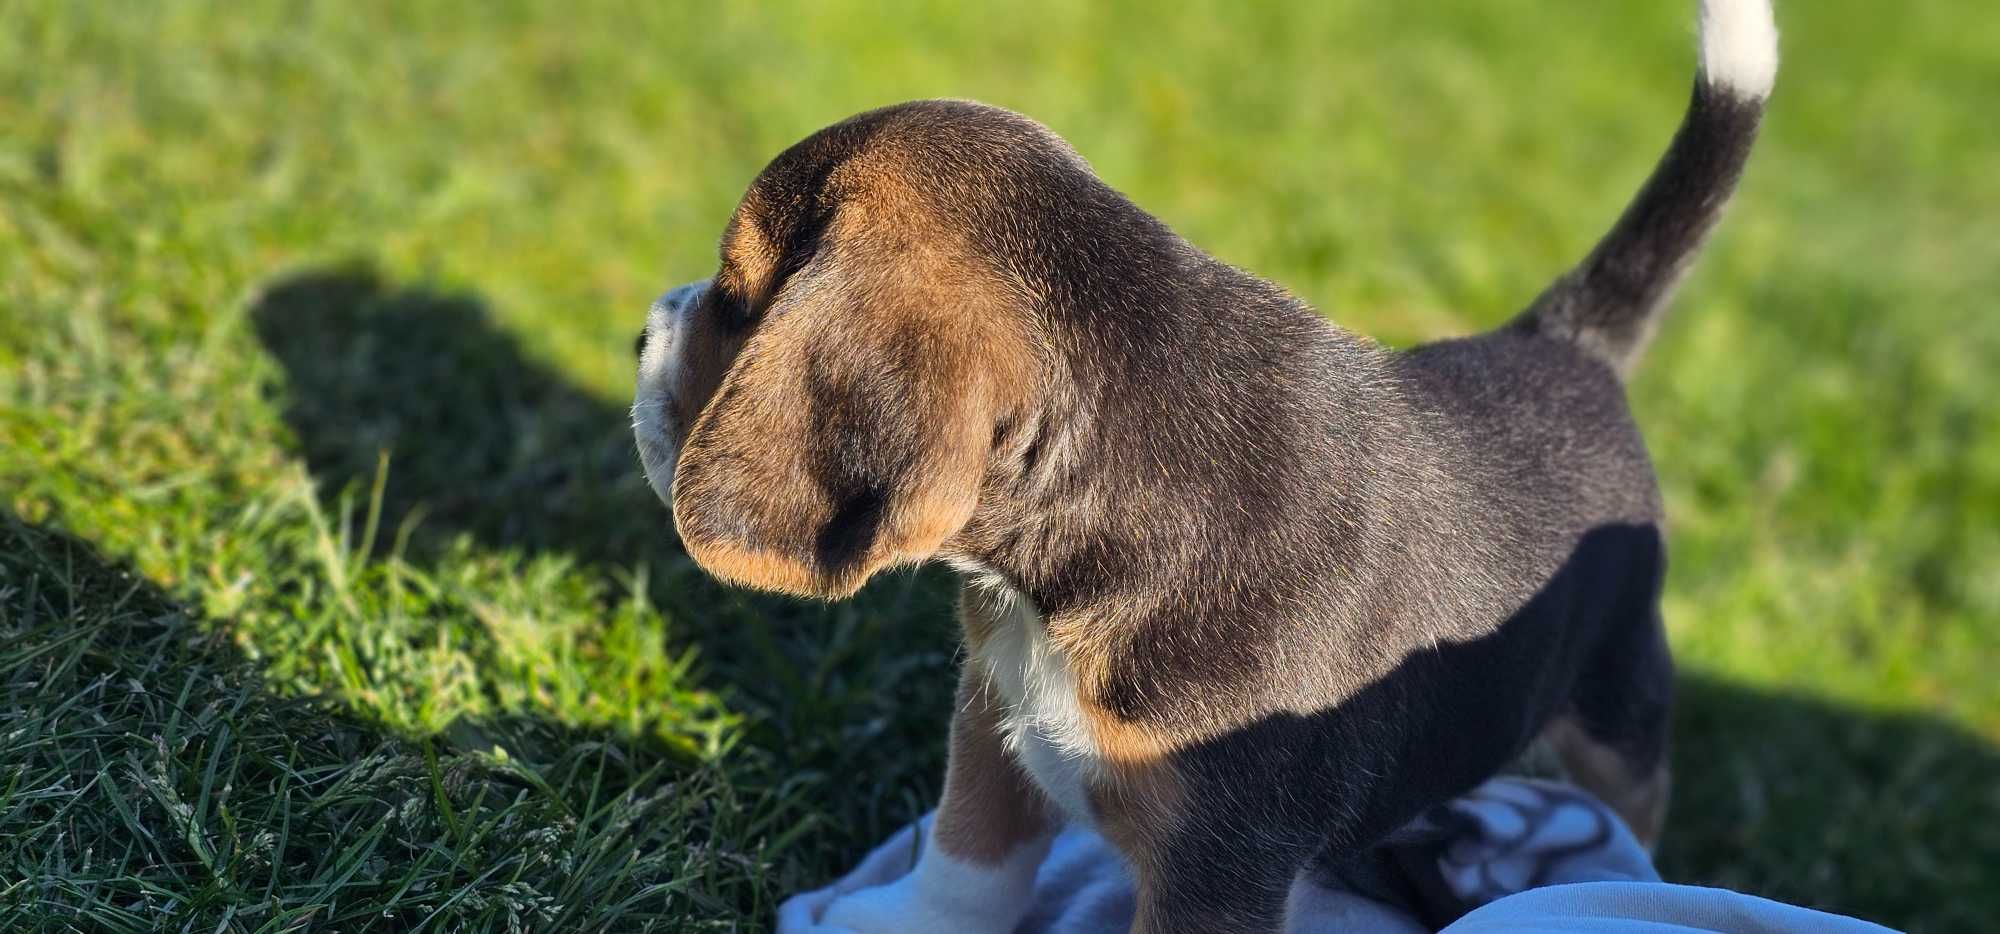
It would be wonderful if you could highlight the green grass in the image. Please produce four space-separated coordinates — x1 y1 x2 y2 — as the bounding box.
1 0 1994 930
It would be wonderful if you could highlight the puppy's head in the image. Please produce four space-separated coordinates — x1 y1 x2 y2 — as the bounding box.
634 101 1055 599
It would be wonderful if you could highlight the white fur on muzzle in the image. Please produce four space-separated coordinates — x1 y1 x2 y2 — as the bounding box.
632 279 712 510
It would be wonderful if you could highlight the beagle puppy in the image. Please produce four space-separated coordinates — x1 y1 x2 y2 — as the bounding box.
633 1 1776 930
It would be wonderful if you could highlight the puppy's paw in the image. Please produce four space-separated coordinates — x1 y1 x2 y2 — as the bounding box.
777 816 1047 934
816 873 1019 934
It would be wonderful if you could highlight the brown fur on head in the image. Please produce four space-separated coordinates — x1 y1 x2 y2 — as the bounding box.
634 103 1044 599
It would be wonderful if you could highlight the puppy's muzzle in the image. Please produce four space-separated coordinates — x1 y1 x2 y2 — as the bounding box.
632 278 712 510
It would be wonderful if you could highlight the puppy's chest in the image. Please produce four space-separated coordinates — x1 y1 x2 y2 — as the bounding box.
965 588 1103 824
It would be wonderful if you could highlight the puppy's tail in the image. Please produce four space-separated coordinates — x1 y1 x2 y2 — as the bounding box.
1511 0 1777 376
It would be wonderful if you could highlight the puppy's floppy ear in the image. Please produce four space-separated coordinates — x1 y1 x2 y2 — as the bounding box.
669 261 1031 600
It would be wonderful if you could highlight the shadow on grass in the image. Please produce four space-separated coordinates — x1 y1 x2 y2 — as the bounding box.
0 514 788 930
246 264 961 682
247 268 666 569
238 266 1999 932
1664 678 2000 932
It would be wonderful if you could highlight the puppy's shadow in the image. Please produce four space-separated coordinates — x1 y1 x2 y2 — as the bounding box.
1665 675 2000 932
250 268 667 569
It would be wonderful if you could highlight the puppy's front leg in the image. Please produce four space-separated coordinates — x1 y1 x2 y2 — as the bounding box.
1127 835 1305 934
1096 754 1316 934
820 668 1055 933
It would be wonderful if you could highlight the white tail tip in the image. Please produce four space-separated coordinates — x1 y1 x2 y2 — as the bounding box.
1699 0 1779 99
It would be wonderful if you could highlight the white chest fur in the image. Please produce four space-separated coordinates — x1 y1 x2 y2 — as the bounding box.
965 582 1101 824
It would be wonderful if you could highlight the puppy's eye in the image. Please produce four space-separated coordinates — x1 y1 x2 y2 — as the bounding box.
633 327 649 359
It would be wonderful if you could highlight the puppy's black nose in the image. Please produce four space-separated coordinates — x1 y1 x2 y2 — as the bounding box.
633 328 648 359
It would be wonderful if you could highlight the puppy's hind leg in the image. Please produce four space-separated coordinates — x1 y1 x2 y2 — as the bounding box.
1542 608 1675 850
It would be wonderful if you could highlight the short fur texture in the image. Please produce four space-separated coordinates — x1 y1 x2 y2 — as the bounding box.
635 3 1774 930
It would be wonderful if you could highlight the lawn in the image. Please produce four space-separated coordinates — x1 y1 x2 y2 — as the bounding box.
1 0 1995 931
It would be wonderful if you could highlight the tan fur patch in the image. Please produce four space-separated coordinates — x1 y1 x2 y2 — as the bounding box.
1541 714 1671 848
1078 697 1176 768
718 207 779 308
676 536 866 600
